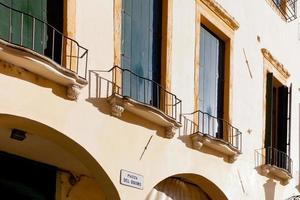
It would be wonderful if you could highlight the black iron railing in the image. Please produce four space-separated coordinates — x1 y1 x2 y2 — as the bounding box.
183 110 242 151
272 0 297 22
265 147 293 174
89 66 182 122
0 2 88 78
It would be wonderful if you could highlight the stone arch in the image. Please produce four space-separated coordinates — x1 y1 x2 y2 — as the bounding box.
0 113 120 199
147 173 228 200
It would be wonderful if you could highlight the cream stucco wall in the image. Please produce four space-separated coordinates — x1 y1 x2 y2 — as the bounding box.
0 0 300 199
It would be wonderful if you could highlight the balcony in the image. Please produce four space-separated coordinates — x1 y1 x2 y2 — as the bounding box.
183 110 242 162
271 0 297 22
89 66 182 138
0 2 88 100
255 147 292 183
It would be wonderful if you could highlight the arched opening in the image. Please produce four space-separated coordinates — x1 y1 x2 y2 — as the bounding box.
147 173 228 200
0 114 120 199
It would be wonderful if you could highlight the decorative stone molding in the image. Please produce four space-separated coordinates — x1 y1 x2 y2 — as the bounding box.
190 133 241 162
200 0 240 30
107 94 182 139
260 164 292 184
261 48 290 79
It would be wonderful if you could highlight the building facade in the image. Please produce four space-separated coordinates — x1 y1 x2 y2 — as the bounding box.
0 0 299 199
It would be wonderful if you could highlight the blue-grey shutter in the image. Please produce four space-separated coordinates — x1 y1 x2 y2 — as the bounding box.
199 26 224 138
28 0 46 54
0 0 46 53
121 0 162 106
121 0 132 98
0 0 11 41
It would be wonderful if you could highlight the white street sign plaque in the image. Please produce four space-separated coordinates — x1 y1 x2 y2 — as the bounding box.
120 169 144 190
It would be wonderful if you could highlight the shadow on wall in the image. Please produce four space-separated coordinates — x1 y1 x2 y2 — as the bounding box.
254 149 289 185
86 70 166 138
86 98 165 137
0 60 68 99
177 116 226 162
263 179 276 200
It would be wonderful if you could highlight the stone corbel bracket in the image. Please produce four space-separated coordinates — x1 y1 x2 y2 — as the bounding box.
261 164 292 185
67 84 84 100
190 133 240 163
107 94 181 139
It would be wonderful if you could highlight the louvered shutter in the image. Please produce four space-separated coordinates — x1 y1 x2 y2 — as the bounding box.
265 73 273 165
277 85 288 153
265 73 273 148
0 0 11 41
121 0 162 106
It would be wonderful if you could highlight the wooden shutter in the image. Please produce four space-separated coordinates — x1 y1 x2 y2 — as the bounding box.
199 26 225 138
121 0 132 97
121 0 162 105
0 0 11 41
265 73 273 148
28 0 47 54
277 85 288 153
121 0 132 68
6 0 46 53
199 26 220 117
287 84 292 156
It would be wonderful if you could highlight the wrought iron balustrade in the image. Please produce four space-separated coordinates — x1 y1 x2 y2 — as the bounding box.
272 0 297 22
183 110 242 151
89 66 182 123
265 147 292 174
0 2 88 78
255 147 293 176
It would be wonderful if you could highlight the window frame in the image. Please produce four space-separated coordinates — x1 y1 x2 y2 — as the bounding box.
261 48 291 153
194 0 238 143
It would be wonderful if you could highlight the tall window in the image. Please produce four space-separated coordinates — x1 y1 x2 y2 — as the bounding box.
265 72 292 169
199 25 225 138
0 0 63 63
121 0 162 107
